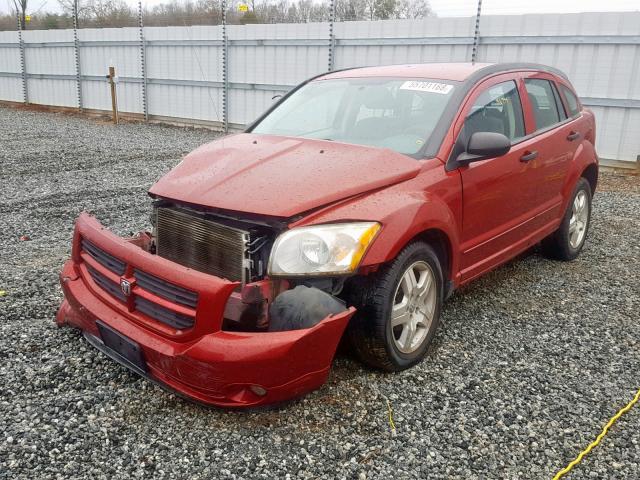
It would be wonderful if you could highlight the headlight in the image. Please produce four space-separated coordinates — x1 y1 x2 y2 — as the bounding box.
268 222 381 276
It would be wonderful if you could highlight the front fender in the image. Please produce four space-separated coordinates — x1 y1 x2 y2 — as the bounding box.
292 186 461 282
363 192 460 267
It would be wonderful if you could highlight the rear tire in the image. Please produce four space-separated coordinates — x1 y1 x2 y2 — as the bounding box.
346 242 443 372
541 177 592 261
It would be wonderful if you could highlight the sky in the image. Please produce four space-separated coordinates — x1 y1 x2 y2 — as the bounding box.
2 0 640 17
429 0 640 16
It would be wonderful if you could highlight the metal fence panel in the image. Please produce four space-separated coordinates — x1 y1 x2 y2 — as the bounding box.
227 22 328 125
0 31 22 102
334 17 475 68
144 25 224 123
77 28 142 114
21 29 76 107
0 12 638 164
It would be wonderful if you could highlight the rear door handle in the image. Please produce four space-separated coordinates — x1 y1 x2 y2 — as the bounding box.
520 151 538 162
567 131 580 141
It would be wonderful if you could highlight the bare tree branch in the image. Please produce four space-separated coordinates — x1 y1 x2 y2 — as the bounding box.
1 0 434 30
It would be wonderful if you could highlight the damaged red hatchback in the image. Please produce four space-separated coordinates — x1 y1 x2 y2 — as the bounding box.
57 63 598 407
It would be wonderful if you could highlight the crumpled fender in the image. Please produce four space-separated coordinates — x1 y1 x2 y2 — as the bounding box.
291 161 462 282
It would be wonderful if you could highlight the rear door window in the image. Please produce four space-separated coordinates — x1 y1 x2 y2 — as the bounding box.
524 79 563 131
465 80 525 142
552 84 567 121
560 86 581 117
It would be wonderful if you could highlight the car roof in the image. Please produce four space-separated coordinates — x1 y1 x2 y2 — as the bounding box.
319 62 568 83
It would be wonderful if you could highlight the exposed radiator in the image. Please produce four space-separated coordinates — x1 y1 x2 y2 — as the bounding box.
155 207 250 283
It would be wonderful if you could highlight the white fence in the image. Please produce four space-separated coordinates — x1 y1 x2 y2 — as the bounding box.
1 11 639 165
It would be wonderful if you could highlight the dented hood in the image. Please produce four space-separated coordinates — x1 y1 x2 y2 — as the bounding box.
149 133 422 218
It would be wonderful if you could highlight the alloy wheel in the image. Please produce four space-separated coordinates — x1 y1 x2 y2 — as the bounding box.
569 190 589 249
390 260 437 354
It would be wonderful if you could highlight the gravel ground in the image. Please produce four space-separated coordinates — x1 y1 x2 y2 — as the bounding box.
1 105 638 479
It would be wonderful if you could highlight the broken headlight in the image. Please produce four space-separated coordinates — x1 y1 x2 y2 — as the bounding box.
267 222 381 276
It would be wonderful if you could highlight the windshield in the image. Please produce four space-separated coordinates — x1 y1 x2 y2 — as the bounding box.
251 77 458 158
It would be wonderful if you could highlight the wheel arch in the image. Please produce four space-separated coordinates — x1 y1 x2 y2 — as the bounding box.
354 194 461 286
560 140 598 213
362 226 455 285
581 162 598 194
411 228 452 283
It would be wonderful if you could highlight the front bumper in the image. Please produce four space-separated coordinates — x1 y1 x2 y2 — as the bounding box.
57 213 355 408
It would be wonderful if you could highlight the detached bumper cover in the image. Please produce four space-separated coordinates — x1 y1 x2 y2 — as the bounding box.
57 213 355 407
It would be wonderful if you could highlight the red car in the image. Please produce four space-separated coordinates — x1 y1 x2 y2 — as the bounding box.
57 63 598 407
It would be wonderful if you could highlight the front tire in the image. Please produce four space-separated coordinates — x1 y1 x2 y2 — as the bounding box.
542 177 592 261
346 242 443 372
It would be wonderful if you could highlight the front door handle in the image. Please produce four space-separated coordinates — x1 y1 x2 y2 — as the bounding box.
520 150 538 162
567 131 580 141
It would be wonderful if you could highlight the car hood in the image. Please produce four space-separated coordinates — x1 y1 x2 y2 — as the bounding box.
149 133 422 218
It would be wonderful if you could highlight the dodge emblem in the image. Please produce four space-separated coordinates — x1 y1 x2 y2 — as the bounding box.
120 278 131 297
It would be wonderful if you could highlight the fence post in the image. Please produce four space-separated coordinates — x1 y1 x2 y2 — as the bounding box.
221 0 229 133
327 0 336 71
471 0 483 63
16 12 28 105
108 66 119 124
138 1 148 120
72 2 83 111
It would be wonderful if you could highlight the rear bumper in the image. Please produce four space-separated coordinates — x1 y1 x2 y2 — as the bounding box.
57 213 354 408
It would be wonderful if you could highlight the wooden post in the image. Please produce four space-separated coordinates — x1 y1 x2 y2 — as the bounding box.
107 66 118 124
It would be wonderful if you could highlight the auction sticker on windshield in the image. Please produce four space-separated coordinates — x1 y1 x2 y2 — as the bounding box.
400 81 453 94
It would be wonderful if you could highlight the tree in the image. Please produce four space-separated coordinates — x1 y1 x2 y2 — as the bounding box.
335 0 368 21
394 0 433 19
1 0 434 30
12 0 28 29
334 0 433 21
240 10 259 23
254 0 290 23
87 0 135 27
197 0 223 24
57 0 93 20
373 0 396 20
40 13 70 29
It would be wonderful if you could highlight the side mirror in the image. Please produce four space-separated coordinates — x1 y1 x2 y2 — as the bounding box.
457 131 511 165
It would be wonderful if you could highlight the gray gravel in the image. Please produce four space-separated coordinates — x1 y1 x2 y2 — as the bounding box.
1 105 639 479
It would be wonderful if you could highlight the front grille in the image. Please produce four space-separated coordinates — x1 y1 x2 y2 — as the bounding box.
134 269 198 309
155 207 249 283
81 236 197 331
82 239 126 275
134 297 194 330
87 266 126 302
